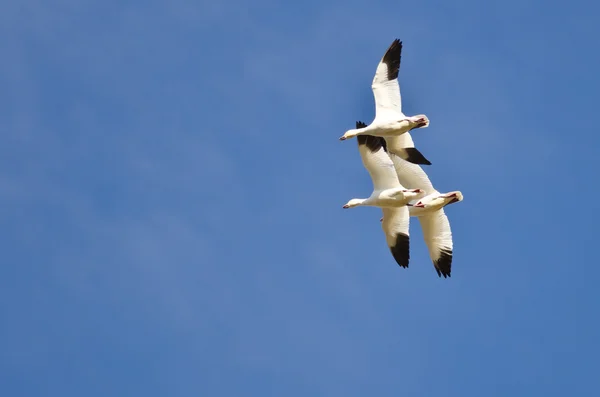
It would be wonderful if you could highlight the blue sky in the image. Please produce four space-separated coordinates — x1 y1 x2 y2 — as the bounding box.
1 0 599 395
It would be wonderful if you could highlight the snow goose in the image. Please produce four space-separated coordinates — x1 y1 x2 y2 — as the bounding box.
343 122 426 268
340 39 430 143
374 139 464 278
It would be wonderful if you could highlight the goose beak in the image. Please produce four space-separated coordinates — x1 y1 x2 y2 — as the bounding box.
339 135 347 141
342 204 350 209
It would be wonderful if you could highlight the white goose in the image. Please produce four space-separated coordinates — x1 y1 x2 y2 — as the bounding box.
339 39 430 148
343 122 425 268
371 136 464 278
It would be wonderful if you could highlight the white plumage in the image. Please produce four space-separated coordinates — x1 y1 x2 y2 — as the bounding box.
342 123 426 269
386 151 463 278
339 39 430 147
341 37 463 278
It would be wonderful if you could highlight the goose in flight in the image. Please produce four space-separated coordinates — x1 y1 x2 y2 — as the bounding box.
372 132 463 278
339 39 430 144
343 122 425 268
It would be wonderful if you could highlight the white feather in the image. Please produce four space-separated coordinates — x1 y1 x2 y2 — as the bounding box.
371 44 403 122
389 152 437 196
358 140 405 192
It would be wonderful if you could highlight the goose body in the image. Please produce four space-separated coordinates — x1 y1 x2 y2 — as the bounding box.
340 39 430 146
375 142 464 278
343 122 426 268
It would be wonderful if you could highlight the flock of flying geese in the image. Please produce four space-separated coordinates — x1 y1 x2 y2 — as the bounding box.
339 39 463 278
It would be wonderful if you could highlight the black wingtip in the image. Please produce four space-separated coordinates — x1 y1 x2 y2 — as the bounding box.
357 135 387 153
434 249 452 278
381 38 402 81
389 233 410 269
356 121 387 153
401 147 432 165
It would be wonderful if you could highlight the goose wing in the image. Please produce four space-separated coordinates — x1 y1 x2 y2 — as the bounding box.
385 134 432 166
389 153 438 196
381 206 411 268
372 39 404 121
419 209 454 278
356 124 403 192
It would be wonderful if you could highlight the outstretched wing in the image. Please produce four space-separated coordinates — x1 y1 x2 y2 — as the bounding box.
419 209 454 278
356 122 404 192
372 39 403 121
381 206 411 268
385 133 432 166
389 153 437 196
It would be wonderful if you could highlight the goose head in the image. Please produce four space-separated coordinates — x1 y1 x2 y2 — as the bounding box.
412 191 463 210
342 198 365 209
407 114 430 129
389 188 424 201
440 191 464 205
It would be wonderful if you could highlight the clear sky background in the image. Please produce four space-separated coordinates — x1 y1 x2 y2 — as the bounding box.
1 0 599 396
